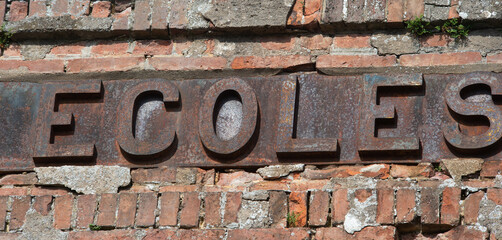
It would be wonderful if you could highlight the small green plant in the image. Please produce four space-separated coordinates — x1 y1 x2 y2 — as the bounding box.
89 224 102 231
0 24 13 51
405 15 431 36
287 211 302 227
435 18 469 39
434 165 442 172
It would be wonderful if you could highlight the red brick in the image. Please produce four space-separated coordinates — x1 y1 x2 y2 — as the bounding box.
355 189 373 202
51 0 69 16
91 42 129 56
300 35 332 50
67 57 144 72
145 229 226 240
317 55 397 68
50 43 86 55
463 180 494 189
1 44 22 58
390 163 434 178
227 229 310 240
0 173 37 185
231 55 311 70
75 194 97 228
289 191 307 227
131 167 176 184
133 0 151 31
260 36 296 50
0 187 27 196
204 192 221 227
159 185 198 192
290 180 330 192
332 188 349 224
269 191 288 228
421 188 440 224
151 0 170 30
448 0 459 19
116 193 137 228
216 172 260 187
179 192 200 228
31 187 69 196
10 196 30 230
376 188 394 224
33 195 52 216
69 0 90 16
0 233 20 240
133 40 173 56
69 229 137 240
441 187 460 225
91 1 111 18
150 56 227 71
333 34 371 48
0 197 7 231
400 52 482 67
0 1 5 26
487 188 502 205
287 0 305 26
223 192 242 225
305 0 322 15
158 192 179 226
463 191 484 224
111 7 132 30
29 0 48 17
8 1 28 21
250 181 289 191
96 193 118 227
309 191 330 226
487 53 502 63
136 192 157 227
396 189 416 223
404 0 424 20
54 194 73 229
480 161 502 177
0 60 65 73
420 34 453 47
387 0 404 22
315 226 397 240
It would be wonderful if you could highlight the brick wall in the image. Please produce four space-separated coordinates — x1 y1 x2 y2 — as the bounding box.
0 0 502 239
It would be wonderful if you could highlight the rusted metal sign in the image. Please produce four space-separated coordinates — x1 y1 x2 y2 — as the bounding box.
0 72 501 171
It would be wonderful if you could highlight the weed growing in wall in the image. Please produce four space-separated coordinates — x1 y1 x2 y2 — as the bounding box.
0 24 13 51
405 16 469 39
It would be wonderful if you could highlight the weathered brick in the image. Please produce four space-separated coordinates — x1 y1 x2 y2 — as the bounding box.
0 173 37 185
133 0 151 31
390 163 434 178
463 180 494 189
0 60 65 73
33 195 52 216
111 7 132 30
321 0 344 23
366 0 386 21
159 185 198 192
421 188 440 224
91 42 129 56
8 1 28 21
441 187 460 225
29 0 48 17
151 0 170 30
287 0 305 26
463 191 484 224
309 191 330 227
158 192 179 227
318 55 397 69
231 55 312 70
333 34 371 48
0 187 28 196
305 0 322 15
346 0 365 23
51 0 70 17
315 226 397 240
54 194 73 230
260 36 296 50
96 193 118 227
0 1 5 26
404 0 424 20
300 35 332 50
249 181 288 191
31 187 69 196
131 167 176 184
376 188 394 224
116 193 137 228
150 57 227 71
133 40 173 56
66 57 144 72
400 52 482 66
91 1 111 18
10 196 30 230
69 0 90 16
289 191 307 227
0 233 20 240
223 192 242 225
179 192 200 228
145 229 226 240
227 229 310 240
487 188 502 205
332 188 349 224
420 34 453 47
136 192 157 227
269 191 287 228
0 197 7 231
487 53 502 64
69 229 137 240
204 192 221 227
289 180 330 192
75 194 97 228
50 43 86 55
396 189 416 223
387 0 404 22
